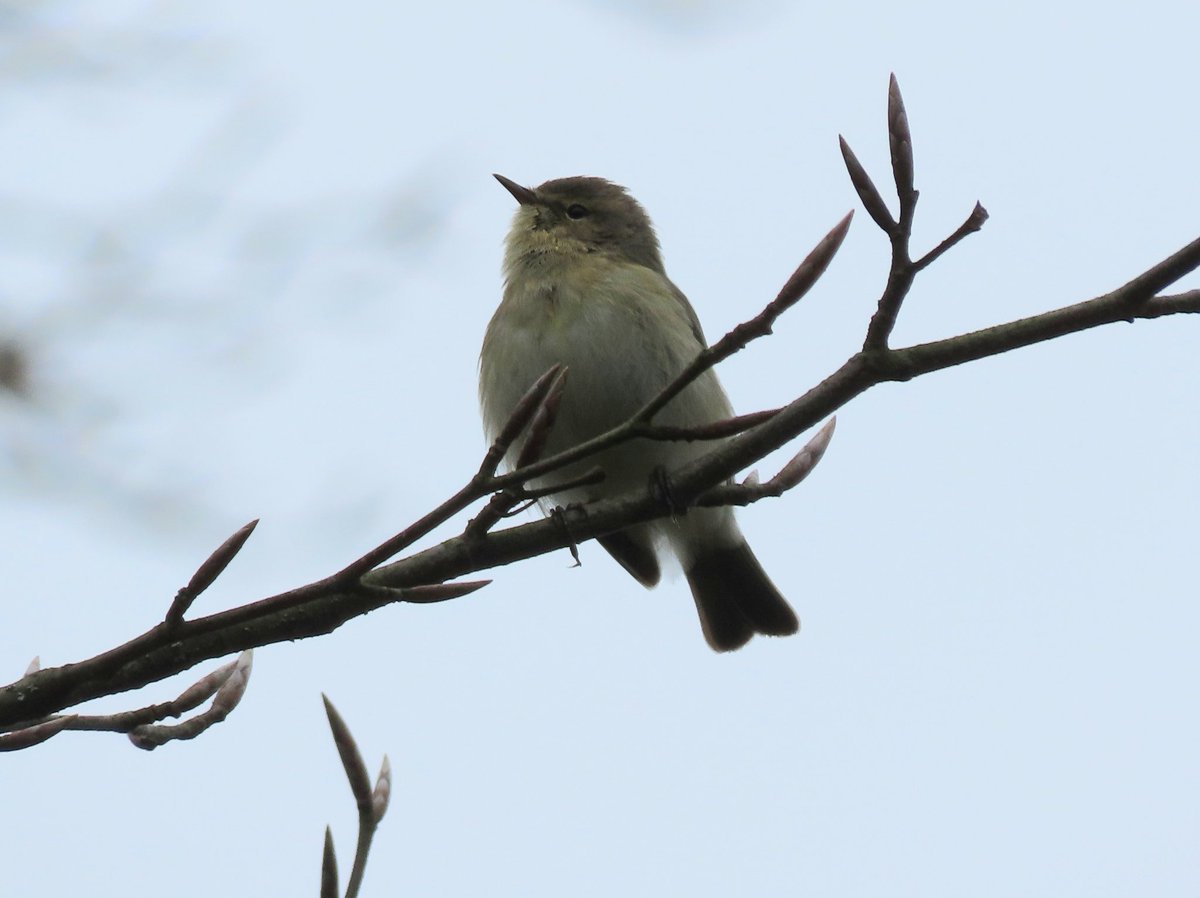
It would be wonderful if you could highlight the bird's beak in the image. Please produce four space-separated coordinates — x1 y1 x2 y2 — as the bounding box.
493 173 538 206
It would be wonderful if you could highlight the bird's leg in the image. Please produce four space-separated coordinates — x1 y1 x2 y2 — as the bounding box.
649 466 685 522
548 504 583 568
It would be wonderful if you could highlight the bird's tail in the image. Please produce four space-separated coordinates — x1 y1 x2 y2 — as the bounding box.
685 540 799 652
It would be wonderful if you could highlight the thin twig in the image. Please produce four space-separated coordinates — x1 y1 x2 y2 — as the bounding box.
637 211 854 424
861 76 986 350
478 364 565 478
329 365 570 584
465 466 605 540
4 654 242 738
635 408 781 441
694 418 837 508
331 481 481 583
914 202 990 272
462 369 584 539
0 715 77 751
127 651 253 749
513 366 570 468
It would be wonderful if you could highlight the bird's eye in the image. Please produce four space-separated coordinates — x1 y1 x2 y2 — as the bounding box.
566 204 589 220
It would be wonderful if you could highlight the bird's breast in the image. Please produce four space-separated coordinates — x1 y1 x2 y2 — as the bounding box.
480 253 730 494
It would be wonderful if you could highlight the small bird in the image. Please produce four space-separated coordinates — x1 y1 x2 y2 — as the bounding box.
480 175 798 651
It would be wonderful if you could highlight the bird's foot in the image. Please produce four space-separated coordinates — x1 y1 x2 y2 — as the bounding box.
649 466 686 521
549 504 584 568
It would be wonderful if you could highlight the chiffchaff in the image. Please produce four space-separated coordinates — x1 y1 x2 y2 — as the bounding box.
480 175 797 651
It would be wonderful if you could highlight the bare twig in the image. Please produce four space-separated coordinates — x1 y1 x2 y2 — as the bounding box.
127 651 253 750
465 466 607 541
1110 236 1200 301
3 654 243 740
513 366 570 468
479 364 565 477
76 655 239 733
914 202 990 272
637 211 854 424
330 365 568 584
463 369 582 539
463 493 526 540
1152 288 1200 311
0 715 77 751
859 76 986 350
694 418 837 508
331 485 482 584
637 408 781 442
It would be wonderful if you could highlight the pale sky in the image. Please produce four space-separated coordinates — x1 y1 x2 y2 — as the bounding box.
3 1 1198 895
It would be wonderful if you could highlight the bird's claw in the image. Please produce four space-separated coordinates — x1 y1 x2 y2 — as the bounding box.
650 466 685 521
549 504 583 568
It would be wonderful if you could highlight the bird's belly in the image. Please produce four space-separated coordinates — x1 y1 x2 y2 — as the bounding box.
481 276 728 503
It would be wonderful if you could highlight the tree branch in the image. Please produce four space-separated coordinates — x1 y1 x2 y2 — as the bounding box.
3 78 1197 737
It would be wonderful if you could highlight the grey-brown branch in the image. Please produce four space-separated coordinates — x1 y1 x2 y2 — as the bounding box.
2 76 1198 740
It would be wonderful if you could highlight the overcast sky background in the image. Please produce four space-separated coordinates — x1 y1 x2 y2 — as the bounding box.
3 1 1198 895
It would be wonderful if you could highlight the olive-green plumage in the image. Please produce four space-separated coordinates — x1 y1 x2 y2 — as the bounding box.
480 175 797 651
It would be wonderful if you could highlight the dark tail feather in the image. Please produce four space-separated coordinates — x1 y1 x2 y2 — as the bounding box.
686 542 798 652
598 529 661 588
